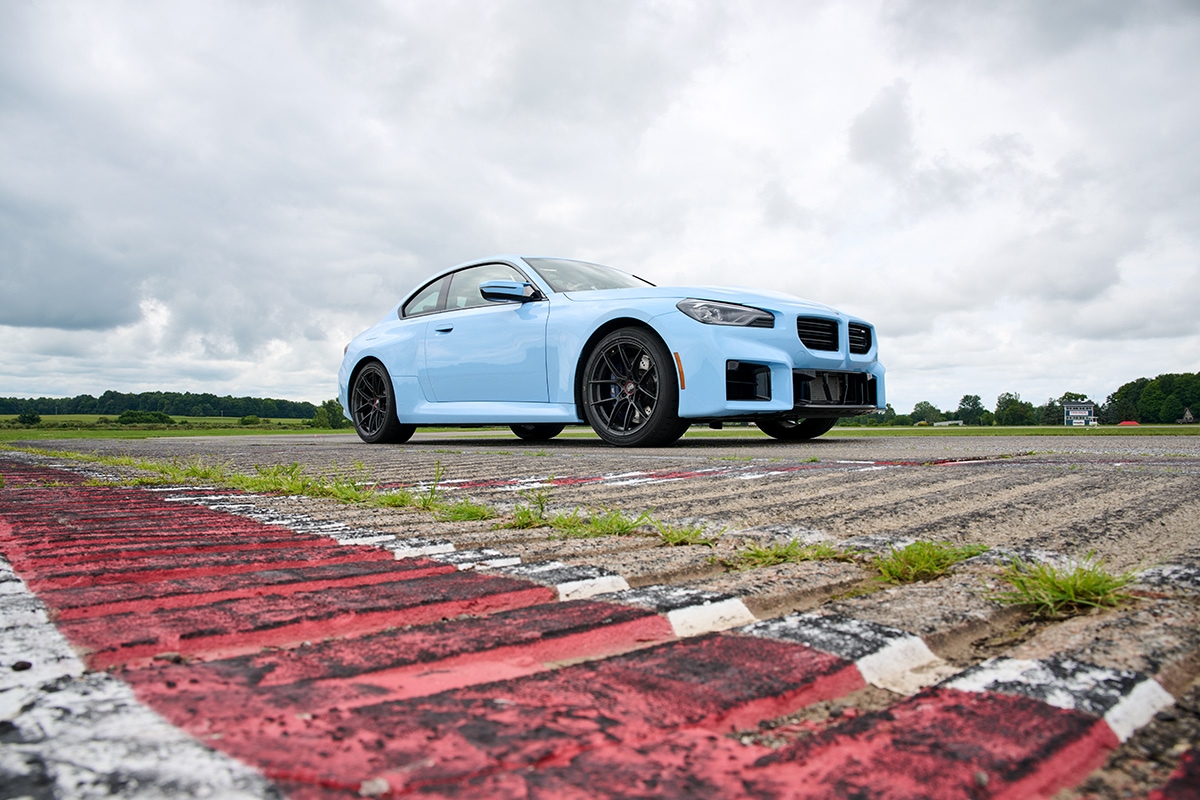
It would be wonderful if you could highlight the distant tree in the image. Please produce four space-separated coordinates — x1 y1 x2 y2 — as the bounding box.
311 407 331 428
320 399 349 430
239 415 261 426
980 410 995 426
1137 381 1166 423
911 401 942 424
116 410 174 425
892 414 913 426
16 411 41 425
879 403 897 423
1037 398 1062 426
995 392 1036 426
956 395 985 426
1058 391 1089 404
1161 394 1185 423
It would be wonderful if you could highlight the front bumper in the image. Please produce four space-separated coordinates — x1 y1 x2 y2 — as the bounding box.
654 311 886 421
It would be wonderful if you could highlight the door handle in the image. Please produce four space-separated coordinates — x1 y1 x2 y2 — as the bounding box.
434 324 454 333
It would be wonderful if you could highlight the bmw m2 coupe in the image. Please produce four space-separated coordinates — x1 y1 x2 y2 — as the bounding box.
338 256 885 446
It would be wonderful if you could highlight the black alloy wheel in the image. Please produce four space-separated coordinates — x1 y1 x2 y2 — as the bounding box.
510 423 566 441
582 327 689 447
350 361 415 444
755 416 838 441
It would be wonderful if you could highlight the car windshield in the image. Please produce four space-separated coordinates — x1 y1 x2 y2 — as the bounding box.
524 258 653 293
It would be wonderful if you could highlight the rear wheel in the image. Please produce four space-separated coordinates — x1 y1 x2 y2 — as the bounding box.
756 417 838 441
349 362 415 444
510 423 565 441
582 327 689 447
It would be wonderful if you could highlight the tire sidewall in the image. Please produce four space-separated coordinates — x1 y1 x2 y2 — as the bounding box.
582 327 686 447
351 361 413 444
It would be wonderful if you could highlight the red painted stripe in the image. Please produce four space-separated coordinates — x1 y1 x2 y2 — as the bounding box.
746 687 1119 799
127 599 677 715
23 551 399 590
59 571 559 669
135 633 862 794
40 558 455 620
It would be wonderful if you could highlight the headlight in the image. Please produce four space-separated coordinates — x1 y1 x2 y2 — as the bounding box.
676 299 775 328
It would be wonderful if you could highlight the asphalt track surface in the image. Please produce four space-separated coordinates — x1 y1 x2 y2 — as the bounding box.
2 431 1199 798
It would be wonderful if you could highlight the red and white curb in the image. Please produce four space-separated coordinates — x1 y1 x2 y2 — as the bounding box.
2 455 1195 798
1 558 276 799
943 656 1176 743
614 584 757 637
741 612 951 694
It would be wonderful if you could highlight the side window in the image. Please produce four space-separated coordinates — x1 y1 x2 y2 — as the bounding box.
445 264 526 310
401 277 446 318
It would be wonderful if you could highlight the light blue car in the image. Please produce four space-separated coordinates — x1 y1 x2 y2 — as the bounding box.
338 256 885 447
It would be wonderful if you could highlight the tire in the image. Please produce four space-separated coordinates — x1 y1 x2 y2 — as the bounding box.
510 423 565 441
582 327 690 447
349 361 415 444
756 417 838 441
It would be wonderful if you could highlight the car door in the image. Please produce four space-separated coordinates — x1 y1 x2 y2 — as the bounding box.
423 263 550 403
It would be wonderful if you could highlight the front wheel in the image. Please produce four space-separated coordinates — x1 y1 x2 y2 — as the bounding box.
510 423 565 442
582 327 689 447
756 417 838 441
349 362 415 444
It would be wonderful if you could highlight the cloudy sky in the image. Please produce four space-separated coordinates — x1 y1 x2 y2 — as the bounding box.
2 0 1198 414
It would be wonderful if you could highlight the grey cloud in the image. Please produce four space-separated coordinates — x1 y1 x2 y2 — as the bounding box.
0 198 142 330
849 81 916 177
759 176 814 230
883 0 1199 67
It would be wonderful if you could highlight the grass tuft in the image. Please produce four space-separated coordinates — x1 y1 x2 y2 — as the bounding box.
494 483 554 530
726 540 855 571
655 520 722 547
993 554 1135 619
433 499 496 522
872 541 989 584
551 505 652 538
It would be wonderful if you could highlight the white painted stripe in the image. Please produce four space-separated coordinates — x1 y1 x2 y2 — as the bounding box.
432 549 522 571
384 539 457 559
1104 677 1176 742
667 597 756 637
499 562 631 600
856 636 946 695
557 573 630 601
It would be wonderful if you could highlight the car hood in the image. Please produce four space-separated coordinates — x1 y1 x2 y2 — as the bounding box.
559 285 840 315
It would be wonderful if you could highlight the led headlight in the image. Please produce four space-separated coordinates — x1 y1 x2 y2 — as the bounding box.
676 299 775 328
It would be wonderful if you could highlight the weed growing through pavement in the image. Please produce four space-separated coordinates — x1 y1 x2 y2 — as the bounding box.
494 482 554 530
655 520 722 547
725 540 856 571
433 498 495 522
415 461 446 511
551 505 653 538
872 541 990 584
992 553 1134 619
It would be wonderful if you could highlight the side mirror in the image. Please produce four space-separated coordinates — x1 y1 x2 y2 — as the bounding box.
479 280 541 303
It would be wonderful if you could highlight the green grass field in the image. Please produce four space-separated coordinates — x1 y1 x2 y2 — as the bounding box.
2 416 1195 443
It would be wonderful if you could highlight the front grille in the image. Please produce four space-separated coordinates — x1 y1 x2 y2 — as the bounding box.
793 371 876 407
796 317 838 351
848 323 872 354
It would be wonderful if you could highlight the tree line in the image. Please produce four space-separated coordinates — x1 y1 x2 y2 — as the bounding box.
843 371 1200 427
5 371 1197 428
0 390 317 420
